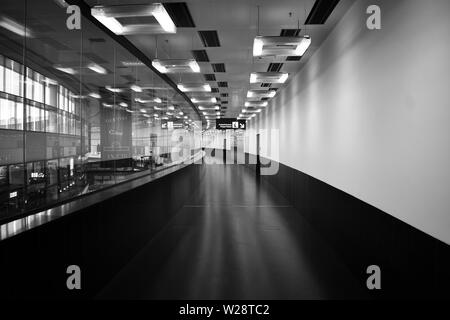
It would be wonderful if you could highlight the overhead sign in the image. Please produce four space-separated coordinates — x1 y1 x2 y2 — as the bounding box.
216 118 246 130
162 121 183 129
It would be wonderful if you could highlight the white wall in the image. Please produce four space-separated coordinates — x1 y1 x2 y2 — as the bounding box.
247 0 450 244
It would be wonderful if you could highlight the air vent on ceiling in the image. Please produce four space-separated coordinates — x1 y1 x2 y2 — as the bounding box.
212 63 226 72
305 0 340 24
261 83 272 87
204 74 216 81
280 29 301 37
222 101 228 104
198 30 221 47
192 50 209 62
163 2 195 27
211 88 219 93
217 81 228 87
220 93 228 97
267 63 283 72
286 56 302 61
261 97 269 101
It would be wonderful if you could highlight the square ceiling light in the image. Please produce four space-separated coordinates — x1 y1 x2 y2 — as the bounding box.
247 89 276 99
253 36 311 57
152 59 200 73
250 72 288 84
178 83 211 92
91 3 176 35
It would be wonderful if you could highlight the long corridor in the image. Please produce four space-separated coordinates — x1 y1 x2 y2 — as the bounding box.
97 163 367 299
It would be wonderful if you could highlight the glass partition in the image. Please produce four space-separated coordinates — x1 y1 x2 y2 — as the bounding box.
0 0 201 222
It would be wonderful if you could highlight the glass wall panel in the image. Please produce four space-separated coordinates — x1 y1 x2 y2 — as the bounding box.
0 0 201 222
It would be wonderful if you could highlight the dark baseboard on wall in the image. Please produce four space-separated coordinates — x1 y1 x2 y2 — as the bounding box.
245 153 450 299
0 164 203 299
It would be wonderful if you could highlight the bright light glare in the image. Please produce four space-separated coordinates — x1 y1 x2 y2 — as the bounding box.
131 85 142 92
152 60 168 73
152 5 176 33
295 37 311 56
88 63 107 74
93 15 124 35
253 38 263 56
189 60 200 73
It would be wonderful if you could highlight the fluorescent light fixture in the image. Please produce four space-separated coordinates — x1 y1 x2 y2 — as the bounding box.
252 35 311 57
179 112 183 115
178 83 211 92
70 94 87 99
253 37 263 56
106 86 122 93
198 106 204 110
88 63 107 74
89 92 101 99
250 72 288 84
152 4 176 33
55 66 77 75
295 36 312 56
189 60 200 73
94 15 124 34
247 90 276 99
152 60 168 73
152 59 200 73
131 85 142 92
140 109 147 113
214 106 220 110
168 105 175 110
0 16 33 37
122 61 145 67
91 4 176 35
245 101 268 107
119 102 128 107
154 97 162 103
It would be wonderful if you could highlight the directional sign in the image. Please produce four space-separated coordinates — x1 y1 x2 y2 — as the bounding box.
216 118 246 130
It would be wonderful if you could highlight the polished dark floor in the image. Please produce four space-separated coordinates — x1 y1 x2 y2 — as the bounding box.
97 163 367 299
